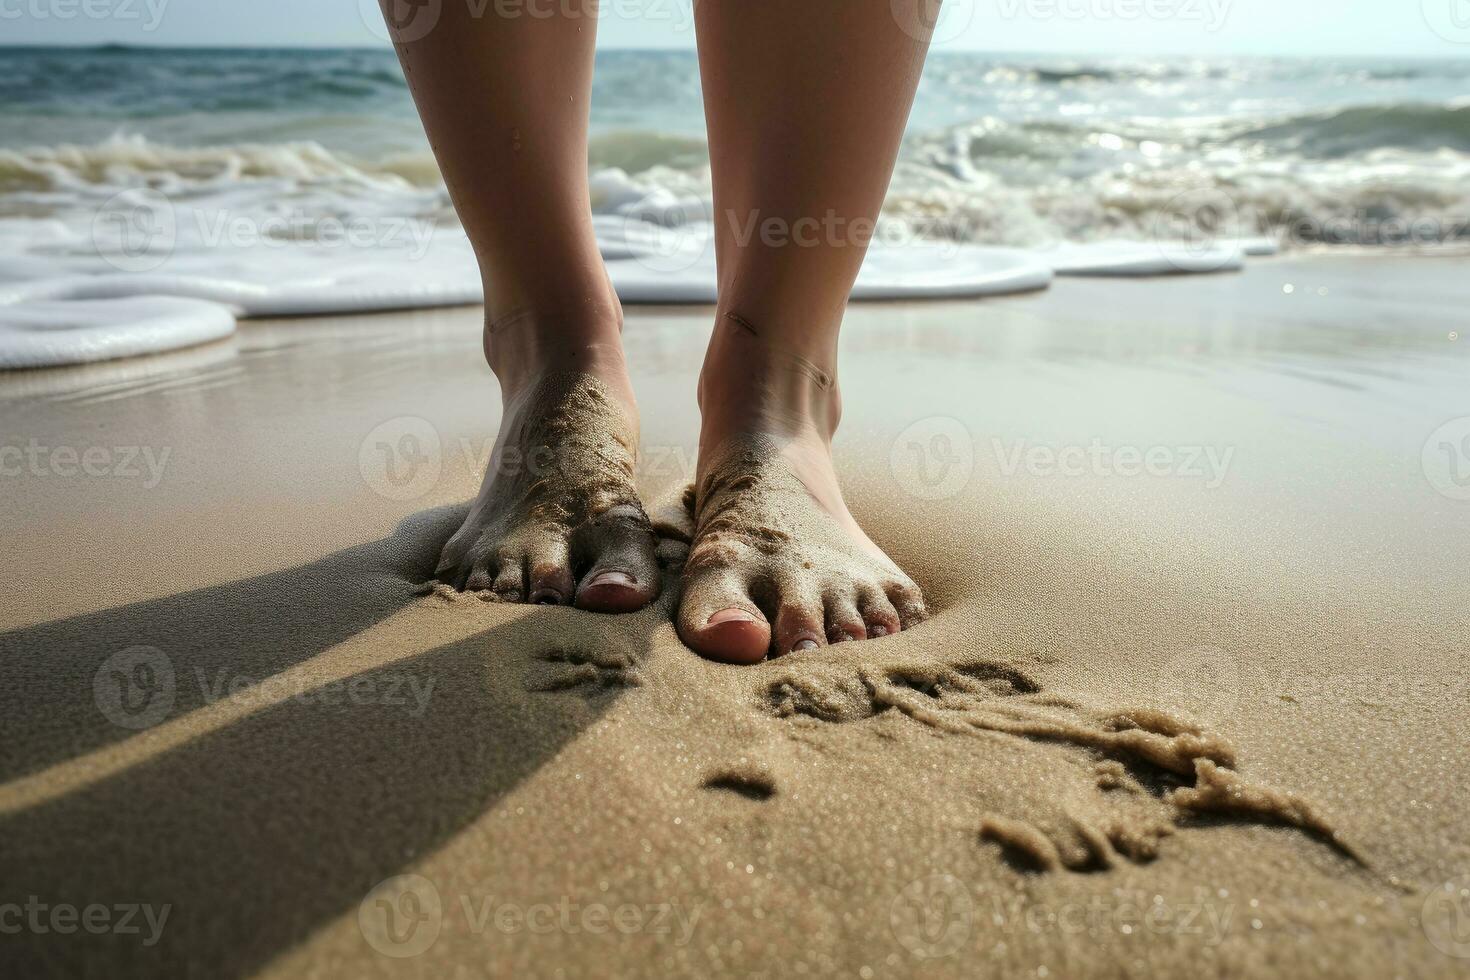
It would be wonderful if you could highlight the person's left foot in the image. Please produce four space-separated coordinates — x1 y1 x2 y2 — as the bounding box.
676 323 927 663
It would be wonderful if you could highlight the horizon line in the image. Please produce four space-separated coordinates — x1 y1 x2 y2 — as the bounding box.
0 42 1457 61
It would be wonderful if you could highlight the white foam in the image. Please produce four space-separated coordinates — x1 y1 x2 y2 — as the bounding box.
0 147 1269 369
1043 240 1245 276
604 222 1051 303
0 297 235 370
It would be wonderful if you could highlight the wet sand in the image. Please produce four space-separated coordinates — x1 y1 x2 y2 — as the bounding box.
1 253 1468 978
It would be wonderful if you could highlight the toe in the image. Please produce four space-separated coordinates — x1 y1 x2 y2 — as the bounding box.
857 585 901 638
886 579 928 630
677 569 770 665
435 547 474 591
573 504 661 613
463 565 495 593
771 578 826 655
491 553 527 603
823 592 867 644
527 536 574 605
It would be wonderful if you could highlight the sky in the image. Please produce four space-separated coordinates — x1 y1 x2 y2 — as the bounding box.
1 0 1468 58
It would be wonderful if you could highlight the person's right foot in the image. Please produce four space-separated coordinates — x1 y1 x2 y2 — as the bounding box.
436 316 660 612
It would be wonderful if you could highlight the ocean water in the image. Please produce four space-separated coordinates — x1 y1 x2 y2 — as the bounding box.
5 46 1468 244
1 46 1467 366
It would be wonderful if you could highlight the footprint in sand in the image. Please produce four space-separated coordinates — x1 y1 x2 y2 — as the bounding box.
524 645 643 694
759 655 1363 873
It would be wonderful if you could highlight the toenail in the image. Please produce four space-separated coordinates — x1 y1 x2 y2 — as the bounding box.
868 624 889 638
586 570 636 589
708 608 756 626
792 639 819 652
530 589 564 605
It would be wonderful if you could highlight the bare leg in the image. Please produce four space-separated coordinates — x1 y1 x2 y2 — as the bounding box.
382 1 659 610
679 0 933 661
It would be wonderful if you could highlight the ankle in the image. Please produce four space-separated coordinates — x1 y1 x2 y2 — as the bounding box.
698 314 842 446
483 306 629 402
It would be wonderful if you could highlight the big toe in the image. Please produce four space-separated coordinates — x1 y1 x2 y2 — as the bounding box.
677 570 770 665
573 505 661 613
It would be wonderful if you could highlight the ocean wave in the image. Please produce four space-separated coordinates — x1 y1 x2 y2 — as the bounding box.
922 103 1470 174
1230 103 1470 157
3 129 1468 254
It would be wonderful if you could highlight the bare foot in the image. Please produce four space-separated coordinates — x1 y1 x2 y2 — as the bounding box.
677 320 927 663
436 316 659 612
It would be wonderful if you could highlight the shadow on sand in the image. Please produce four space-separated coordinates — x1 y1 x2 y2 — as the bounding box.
0 507 661 977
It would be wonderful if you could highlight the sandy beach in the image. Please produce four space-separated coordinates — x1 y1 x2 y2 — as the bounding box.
2 252 1468 977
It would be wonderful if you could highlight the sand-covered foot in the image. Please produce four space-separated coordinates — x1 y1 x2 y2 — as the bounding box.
436 367 660 612
679 327 926 662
